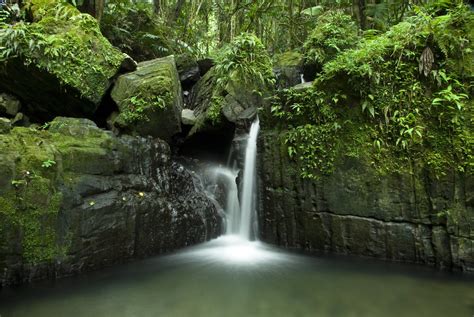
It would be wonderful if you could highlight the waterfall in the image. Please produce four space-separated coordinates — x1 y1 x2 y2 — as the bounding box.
203 117 260 241
238 117 260 240
179 117 285 265
210 167 240 235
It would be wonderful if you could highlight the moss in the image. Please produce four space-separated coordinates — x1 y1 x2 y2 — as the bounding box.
175 53 198 73
119 76 173 124
206 96 224 125
0 178 63 264
1 0 125 103
274 51 303 67
0 128 64 264
20 182 63 264
0 120 118 264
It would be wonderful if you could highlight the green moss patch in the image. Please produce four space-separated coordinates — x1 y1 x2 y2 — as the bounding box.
0 0 126 108
0 119 118 264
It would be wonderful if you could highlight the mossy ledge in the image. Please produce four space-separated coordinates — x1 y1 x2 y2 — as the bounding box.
0 0 133 121
0 117 221 286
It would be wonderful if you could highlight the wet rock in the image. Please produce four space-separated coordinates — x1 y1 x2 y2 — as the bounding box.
293 81 313 90
181 109 197 126
111 56 183 143
273 51 304 89
0 117 221 286
0 93 21 117
451 236 474 272
0 117 11 134
258 129 473 271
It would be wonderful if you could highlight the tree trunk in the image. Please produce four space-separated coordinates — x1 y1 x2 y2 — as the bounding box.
153 0 161 15
358 0 366 30
78 0 105 22
172 0 185 22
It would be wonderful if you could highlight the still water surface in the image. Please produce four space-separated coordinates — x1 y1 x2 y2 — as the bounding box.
1 236 473 317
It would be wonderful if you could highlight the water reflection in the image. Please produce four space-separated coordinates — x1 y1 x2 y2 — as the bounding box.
1 237 473 317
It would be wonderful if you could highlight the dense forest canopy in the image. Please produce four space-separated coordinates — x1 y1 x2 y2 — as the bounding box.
94 0 473 58
2 0 472 58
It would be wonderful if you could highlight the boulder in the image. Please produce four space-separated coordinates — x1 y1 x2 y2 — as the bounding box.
0 117 222 286
111 56 183 143
221 82 261 124
273 51 304 89
0 117 11 134
176 53 200 88
0 93 21 117
0 0 134 122
187 67 217 112
186 67 262 137
11 112 30 127
181 109 197 126
293 81 313 90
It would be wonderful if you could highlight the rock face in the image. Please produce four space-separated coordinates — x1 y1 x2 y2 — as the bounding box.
111 56 183 142
186 67 260 136
273 51 304 89
175 53 201 89
0 93 21 117
0 1 133 122
259 130 474 272
0 117 221 286
0 117 11 134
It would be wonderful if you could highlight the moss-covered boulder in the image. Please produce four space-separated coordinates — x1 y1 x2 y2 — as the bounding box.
184 34 274 139
111 56 183 142
0 0 134 122
186 66 264 138
0 117 221 286
273 51 304 89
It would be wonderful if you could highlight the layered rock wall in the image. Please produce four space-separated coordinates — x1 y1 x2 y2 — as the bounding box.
259 130 473 271
0 118 221 286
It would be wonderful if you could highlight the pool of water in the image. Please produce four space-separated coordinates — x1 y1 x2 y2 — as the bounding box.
1 236 473 317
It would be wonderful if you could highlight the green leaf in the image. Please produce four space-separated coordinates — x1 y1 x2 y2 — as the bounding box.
368 106 375 117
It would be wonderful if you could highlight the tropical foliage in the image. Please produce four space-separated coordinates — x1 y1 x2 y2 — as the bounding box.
271 2 473 179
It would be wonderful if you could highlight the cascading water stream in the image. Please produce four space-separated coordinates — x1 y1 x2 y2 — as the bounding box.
208 167 240 235
204 117 260 240
172 117 282 265
238 117 260 240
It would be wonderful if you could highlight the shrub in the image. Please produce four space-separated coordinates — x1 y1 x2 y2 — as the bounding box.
303 10 359 69
100 0 175 62
273 4 473 179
